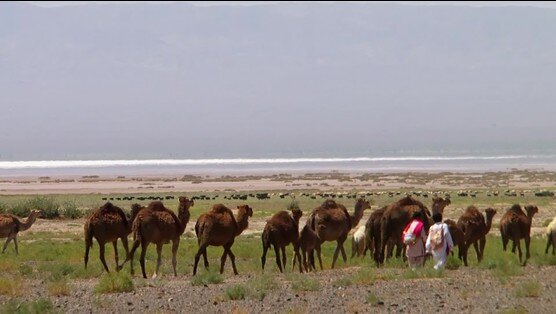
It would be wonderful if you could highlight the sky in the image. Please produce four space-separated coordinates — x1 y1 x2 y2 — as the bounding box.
1 1 556 160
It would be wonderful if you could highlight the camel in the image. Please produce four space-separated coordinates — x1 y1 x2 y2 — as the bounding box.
119 197 193 278
193 204 253 275
431 196 451 215
445 219 464 260
499 204 538 265
350 225 366 258
0 210 41 254
456 206 497 266
261 208 303 273
294 222 323 272
545 216 556 255
84 203 140 272
307 198 371 268
379 196 430 265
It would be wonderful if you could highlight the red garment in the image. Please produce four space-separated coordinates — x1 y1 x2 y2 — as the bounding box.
403 219 424 240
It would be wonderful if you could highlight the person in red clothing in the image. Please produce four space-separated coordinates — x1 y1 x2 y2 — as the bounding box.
403 211 427 270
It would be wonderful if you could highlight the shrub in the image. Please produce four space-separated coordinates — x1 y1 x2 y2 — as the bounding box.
0 298 56 314
9 201 31 217
366 292 383 306
445 255 462 270
29 196 60 219
94 273 134 294
225 284 247 300
191 271 223 286
62 201 83 219
0 276 23 297
246 274 278 301
514 281 541 298
289 275 320 292
287 200 300 211
47 278 70 296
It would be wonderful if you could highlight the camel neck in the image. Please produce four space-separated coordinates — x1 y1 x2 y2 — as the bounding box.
177 207 191 235
235 210 249 236
350 202 365 228
19 214 38 232
485 214 494 233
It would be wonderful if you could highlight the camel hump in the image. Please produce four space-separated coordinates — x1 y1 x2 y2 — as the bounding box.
321 199 338 209
147 201 166 211
211 204 233 214
508 204 524 214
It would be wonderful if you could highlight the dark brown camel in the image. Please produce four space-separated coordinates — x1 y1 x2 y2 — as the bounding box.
84 203 139 272
118 197 193 278
193 204 253 275
379 196 430 265
294 222 323 272
445 219 464 260
0 210 41 255
364 206 391 266
261 208 303 273
457 206 497 266
431 196 451 215
307 198 371 268
500 204 538 265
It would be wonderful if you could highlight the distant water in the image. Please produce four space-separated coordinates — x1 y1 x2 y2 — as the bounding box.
2 154 556 176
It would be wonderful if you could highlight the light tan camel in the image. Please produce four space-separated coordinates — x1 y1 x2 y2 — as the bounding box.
307 198 370 268
0 210 41 254
193 204 253 275
119 197 193 278
84 203 138 272
500 204 538 265
457 206 497 266
261 208 303 273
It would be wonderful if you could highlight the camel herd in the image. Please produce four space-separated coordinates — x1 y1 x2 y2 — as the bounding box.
0 194 553 279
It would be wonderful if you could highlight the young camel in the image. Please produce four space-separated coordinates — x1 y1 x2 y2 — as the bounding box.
293 222 323 272
0 210 41 254
193 204 253 275
84 203 139 272
307 198 371 269
545 216 556 255
499 204 538 265
261 208 303 273
457 206 497 266
119 197 193 278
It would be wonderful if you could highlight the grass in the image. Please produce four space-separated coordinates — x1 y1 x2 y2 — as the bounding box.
246 273 279 300
0 298 57 314
94 272 134 294
47 278 71 296
288 274 321 292
191 271 223 286
225 284 247 300
0 276 24 297
514 281 541 298
366 292 383 306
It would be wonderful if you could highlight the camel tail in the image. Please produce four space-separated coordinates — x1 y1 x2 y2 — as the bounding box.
262 229 271 250
84 222 93 249
195 220 205 245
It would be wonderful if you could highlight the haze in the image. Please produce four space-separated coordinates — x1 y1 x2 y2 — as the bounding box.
1 2 556 160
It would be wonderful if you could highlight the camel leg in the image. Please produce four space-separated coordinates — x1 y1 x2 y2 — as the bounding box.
113 241 119 267
120 236 130 271
13 236 18 255
139 241 148 279
126 239 141 275
294 245 303 273
301 249 308 272
281 246 287 269
552 233 556 255
316 246 324 270
2 235 13 253
351 238 356 259
219 248 228 274
462 243 469 267
99 243 109 272
84 240 90 269
473 242 480 262
515 240 523 265
261 242 269 271
511 240 517 253
273 244 283 273
502 234 509 251
225 244 239 275
202 247 209 269
153 243 163 279
525 236 531 263
479 237 486 262
331 244 341 269
193 244 207 276
171 239 179 277
546 233 552 254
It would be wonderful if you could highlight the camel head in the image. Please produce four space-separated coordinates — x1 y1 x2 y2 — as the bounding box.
290 208 303 222
237 205 253 217
524 205 539 217
29 210 41 220
178 196 194 209
485 208 497 219
355 198 372 211
130 203 143 220
432 196 451 215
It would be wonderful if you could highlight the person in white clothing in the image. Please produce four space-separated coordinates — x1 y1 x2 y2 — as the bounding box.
426 213 454 270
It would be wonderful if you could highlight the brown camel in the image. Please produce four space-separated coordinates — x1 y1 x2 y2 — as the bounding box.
84 203 140 272
294 222 323 272
499 204 538 265
119 197 193 278
431 196 451 215
364 206 390 266
307 198 371 268
379 196 430 265
0 210 41 254
261 208 303 273
193 204 253 275
445 219 464 260
457 206 497 266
